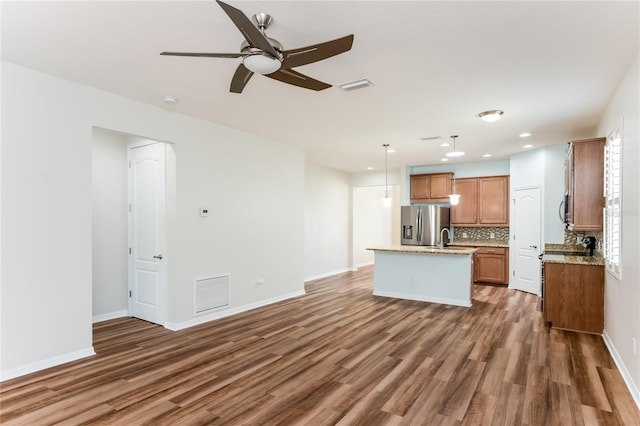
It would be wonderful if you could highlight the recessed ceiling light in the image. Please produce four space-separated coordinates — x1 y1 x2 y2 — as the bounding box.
483 154 492 158
440 142 450 147
519 132 531 138
445 151 465 157
441 158 449 162
523 144 533 149
163 96 177 104
478 110 504 122
367 166 373 170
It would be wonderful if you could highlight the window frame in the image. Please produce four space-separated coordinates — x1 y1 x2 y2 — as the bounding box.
604 121 623 279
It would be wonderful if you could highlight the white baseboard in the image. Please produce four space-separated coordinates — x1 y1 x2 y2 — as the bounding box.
92 309 129 323
372 290 472 308
304 268 351 282
602 330 640 410
165 290 306 331
0 347 96 382
355 261 374 269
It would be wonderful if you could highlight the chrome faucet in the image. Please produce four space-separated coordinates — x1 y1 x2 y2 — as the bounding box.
440 227 450 248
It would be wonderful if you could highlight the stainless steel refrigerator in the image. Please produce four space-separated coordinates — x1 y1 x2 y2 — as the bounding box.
401 205 450 246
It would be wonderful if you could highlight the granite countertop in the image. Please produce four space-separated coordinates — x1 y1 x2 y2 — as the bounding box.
543 243 605 266
447 239 509 248
367 245 477 255
542 253 605 266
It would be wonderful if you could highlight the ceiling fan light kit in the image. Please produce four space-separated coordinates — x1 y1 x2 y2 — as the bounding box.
243 53 281 74
160 0 354 93
478 110 504 122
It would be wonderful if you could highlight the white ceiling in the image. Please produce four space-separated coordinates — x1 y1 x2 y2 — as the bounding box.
2 1 638 172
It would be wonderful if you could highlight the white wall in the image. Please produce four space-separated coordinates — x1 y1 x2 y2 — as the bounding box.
1 62 305 379
352 185 399 268
597 51 640 405
304 163 351 280
509 146 566 244
543 144 567 243
91 128 128 320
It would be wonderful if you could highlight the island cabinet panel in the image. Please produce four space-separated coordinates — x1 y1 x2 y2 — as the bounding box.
543 263 604 334
450 179 478 224
479 176 509 225
474 247 508 284
451 175 509 227
410 173 452 203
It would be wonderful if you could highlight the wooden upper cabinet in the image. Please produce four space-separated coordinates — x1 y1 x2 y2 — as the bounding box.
451 175 509 226
450 179 478 225
429 174 451 199
567 138 605 231
479 176 509 225
410 173 452 203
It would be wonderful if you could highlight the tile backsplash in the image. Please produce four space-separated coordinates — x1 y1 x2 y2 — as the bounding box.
453 227 509 241
565 229 603 249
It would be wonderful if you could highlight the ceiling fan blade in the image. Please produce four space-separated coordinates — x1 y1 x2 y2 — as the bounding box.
281 34 354 69
266 68 331 91
161 51 243 58
216 0 279 58
230 63 254 93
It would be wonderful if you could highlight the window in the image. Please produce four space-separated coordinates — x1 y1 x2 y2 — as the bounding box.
604 123 622 278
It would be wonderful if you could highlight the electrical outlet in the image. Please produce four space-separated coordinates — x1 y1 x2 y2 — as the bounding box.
463 232 468 239
576 236 583 244
199 208 209 217
490 232 495 239
255 277 265 288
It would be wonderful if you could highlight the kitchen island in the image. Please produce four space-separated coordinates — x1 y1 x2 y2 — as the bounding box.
367 245 477 307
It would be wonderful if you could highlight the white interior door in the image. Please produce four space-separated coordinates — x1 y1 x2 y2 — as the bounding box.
128 143 166 325
511 187 541 295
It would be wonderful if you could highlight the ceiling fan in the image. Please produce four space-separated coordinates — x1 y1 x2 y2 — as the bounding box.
161 0 354 94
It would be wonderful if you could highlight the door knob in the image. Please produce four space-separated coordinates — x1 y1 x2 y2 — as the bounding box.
529 245 538 249
153 254 163 260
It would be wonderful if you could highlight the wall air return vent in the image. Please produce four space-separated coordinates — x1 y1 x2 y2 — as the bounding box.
194 275 230 314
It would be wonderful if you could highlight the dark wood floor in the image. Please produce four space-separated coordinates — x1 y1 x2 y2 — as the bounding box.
1 266 639 425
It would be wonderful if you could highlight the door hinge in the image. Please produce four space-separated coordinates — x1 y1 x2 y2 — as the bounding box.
128 204 132 212
129 290 132 297
128 160 132 168
128 247 131 255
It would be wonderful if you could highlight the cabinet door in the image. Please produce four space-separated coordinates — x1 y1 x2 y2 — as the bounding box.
451 179 478 225
410 175 429 201
571 138 605 230
543 263 604 334
429 174 452 200
479 176 509 225
474 247 507 284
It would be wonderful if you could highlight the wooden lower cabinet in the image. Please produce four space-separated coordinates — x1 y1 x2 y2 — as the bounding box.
543 262 604 334
474 247 508 285
448 245 509 285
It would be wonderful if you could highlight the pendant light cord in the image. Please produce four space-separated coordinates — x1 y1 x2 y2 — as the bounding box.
383 144 389 198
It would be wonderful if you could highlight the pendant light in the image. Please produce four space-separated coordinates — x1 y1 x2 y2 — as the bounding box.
382 144 391 208
449 135 460 206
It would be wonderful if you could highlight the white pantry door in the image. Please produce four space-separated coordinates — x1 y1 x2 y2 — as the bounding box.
511 187 541 295
128 143 167 325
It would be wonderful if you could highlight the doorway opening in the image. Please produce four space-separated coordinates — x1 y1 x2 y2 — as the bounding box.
91 127 175 327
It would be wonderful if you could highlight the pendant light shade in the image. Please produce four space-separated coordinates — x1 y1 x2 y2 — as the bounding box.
449 135 460 205
382 144 391 208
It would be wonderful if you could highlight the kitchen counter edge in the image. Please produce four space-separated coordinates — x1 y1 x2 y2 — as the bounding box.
367 245 477 255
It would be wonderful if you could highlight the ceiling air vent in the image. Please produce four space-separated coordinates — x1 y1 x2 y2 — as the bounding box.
339 78 374 91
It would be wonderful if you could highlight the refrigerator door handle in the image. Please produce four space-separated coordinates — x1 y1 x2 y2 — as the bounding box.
417 208 422 242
